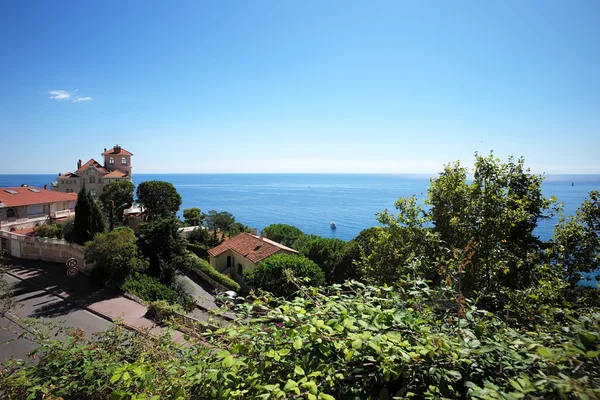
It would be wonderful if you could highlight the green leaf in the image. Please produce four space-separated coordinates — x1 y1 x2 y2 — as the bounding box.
352 338 362 349
222 355 235 367
110 373 122 384
284 379 298 391
319 393 336 400
293 337 303 350
444 370 462 382
537 347 552 358
294 365 305 376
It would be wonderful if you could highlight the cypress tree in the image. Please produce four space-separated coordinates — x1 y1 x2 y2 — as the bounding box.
73 186 91 245
88 190 106 239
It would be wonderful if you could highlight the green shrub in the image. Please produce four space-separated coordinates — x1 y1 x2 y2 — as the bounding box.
33 224 63 239
187 242 209 259
185 253 240 292
244 253 325 297
61 217 75 243
120 273 195 311
147 300 185 322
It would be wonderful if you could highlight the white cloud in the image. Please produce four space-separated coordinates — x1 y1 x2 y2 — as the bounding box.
73 96 92 103
49 90 71 101
49 90 92 103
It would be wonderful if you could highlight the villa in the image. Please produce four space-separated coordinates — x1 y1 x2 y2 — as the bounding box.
208 232 298 278
0 186 77 235
52 144 133 198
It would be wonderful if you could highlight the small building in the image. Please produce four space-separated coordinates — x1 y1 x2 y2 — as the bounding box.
0 187 77 234
53 145 133 198
208 232 298 278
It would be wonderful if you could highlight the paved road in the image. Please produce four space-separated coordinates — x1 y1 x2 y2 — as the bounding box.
0 274 112 364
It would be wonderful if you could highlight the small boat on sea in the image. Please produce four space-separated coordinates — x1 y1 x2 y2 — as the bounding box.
330 221 337 229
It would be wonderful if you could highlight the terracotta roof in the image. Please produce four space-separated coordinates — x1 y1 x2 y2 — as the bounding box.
102 146 133 156
208 232 298 264
0 187 77 208
76 159 108 175
104 170 128 178
58 172 79 179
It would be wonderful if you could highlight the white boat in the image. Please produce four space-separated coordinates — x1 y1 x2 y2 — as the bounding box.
330 221 337 229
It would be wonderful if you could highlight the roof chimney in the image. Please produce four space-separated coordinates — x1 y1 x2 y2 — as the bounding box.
77 159 82 170
104 148 107 152
58 173 62 176
251 228 258 236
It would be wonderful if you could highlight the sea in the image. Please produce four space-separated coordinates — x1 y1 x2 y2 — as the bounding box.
1 173 599 285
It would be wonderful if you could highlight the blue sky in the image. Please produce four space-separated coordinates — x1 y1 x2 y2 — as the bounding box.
1 1 599 174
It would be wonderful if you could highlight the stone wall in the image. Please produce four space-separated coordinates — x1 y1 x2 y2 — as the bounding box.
0 230 87 271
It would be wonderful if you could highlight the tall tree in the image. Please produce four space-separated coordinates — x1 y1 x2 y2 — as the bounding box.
73 186 106 245
73 186 91 245
137 218 187 284
292 235 348 283
99 181 135 229
205 210 235 233
261 224 305 247
551 190 600 286
85 227 147 287
244 253 325 298
136 181 182 221
362 153 560 305
183 207 205 227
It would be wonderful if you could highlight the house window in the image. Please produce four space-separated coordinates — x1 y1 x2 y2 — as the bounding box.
237 263 243 275
227 256 232 268
121 157 127 165
89 176 95 184
109 157 114 164
6 208 15 218
90 189 96 197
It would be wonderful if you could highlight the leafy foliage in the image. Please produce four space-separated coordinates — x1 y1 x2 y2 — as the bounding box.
136 181 182 221
244 253 325 297
293 235 349 283
205 210 235 233
84 227 147 287
550 190 600 286
73 186 106 245
61 217 75 243
120 273 195 311
99 180 135 229
2 279 598 399
137 217 187 284
185 253 241 292
187 227 223 248
361 153 566 316
147 300 186 322
261 223 305 247
183 207 205 227
33 223 63 239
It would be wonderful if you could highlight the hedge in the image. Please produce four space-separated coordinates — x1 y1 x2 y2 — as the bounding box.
120 273 195 311
186 242 209 259
186 253 241 292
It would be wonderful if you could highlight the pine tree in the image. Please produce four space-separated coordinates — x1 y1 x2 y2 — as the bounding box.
73 186 91 245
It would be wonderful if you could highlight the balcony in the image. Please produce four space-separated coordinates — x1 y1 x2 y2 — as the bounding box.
50 209 74 219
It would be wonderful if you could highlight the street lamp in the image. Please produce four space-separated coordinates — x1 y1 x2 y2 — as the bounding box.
110 200 129 231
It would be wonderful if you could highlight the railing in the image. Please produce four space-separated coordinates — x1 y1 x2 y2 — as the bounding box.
50 209 74 219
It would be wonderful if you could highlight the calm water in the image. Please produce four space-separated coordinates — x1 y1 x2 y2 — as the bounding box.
1 173 598 242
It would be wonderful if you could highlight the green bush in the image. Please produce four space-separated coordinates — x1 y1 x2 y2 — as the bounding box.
187 242 209 259
33 224 63 239
185 253 240 292
147 300 185 322
120 273 195 311
244 253 325 297
61 217 75 243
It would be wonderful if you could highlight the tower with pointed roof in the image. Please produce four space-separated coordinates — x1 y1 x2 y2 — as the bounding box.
52 145 133 198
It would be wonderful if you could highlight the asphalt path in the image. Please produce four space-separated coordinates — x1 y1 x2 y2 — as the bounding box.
0 273 112 364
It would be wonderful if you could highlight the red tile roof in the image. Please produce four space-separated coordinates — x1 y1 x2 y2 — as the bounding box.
102 146 133 156
104 170 128 178
76 159 108 175
0 187 77 208
58 172 79 178
208 232 298 264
